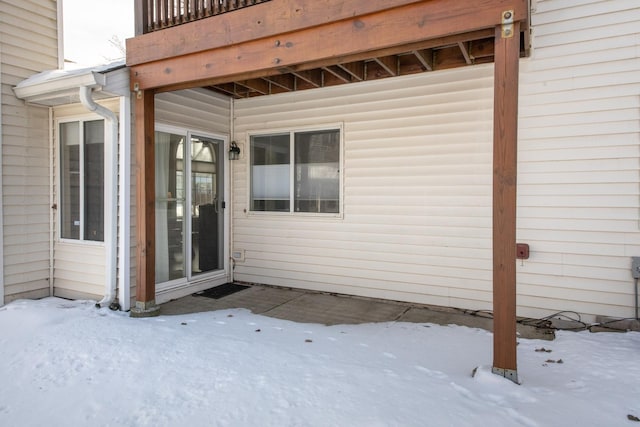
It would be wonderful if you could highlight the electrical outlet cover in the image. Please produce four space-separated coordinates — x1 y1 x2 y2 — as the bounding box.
632 257 640 279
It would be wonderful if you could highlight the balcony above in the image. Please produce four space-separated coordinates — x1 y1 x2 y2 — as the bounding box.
128 0 529 98
136 0 272 34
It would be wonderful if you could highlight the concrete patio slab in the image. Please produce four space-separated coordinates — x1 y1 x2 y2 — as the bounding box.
160 283 554 340
263 292 410 326
399 306 554 340
160 285 305 315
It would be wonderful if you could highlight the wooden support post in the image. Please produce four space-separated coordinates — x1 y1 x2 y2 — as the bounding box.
492 16 520 383
131 88 160 317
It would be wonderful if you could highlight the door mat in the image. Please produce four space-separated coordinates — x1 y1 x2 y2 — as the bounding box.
193 283 250 299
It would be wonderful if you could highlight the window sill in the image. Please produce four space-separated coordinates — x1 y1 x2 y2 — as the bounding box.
245 210 344 220
57 239 106 247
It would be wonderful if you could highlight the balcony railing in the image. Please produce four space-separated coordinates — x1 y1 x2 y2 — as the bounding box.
136 0 271 34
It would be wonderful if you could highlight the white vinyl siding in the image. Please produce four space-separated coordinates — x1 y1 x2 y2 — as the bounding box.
53 243 104 299
1 0 58 303
516 0 640 320
232 0 640 321
155 88 231 134
233 66 495 311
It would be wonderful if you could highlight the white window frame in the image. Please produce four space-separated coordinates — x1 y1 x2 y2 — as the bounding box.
56 115 105 245
247 123 344 218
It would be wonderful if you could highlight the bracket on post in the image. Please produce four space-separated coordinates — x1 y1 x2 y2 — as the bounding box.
501 10 514 38
133 82 142 99
492 366 519 384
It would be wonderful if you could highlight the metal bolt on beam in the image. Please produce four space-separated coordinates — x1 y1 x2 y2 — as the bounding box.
501 9 514 39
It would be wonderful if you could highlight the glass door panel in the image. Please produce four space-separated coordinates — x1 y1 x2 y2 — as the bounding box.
190 135 222 276
155 131 186 283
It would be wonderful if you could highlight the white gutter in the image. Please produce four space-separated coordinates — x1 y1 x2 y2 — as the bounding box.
79 86 118 308
15 72 106 104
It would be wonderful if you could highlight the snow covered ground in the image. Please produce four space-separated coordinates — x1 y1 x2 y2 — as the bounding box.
0 298 638 427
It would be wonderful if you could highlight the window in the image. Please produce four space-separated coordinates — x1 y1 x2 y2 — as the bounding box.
250 128 341 214
59 119 104 241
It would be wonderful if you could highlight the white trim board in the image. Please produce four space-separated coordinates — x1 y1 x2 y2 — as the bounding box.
0 40 5 306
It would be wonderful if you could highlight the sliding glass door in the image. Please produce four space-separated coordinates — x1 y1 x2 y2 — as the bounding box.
155 130 224 288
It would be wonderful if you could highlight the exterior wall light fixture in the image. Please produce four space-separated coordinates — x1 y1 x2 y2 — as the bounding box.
229 141 241 160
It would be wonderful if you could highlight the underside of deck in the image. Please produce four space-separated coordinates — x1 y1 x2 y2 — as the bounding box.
128 0 529 96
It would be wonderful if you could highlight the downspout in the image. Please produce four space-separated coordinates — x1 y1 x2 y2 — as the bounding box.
229 97 235 283
79 86 118 308
56 0 65 69
49 107 54 297
117 96 131 311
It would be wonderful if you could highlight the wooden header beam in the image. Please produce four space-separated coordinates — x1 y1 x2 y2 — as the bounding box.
127 0 427 66
129 0 528 91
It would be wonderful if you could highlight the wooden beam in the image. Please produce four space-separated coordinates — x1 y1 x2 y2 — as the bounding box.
468 38 495 60
212 83 240 97
434 45 470 70
289 69 322 88
237 78 270 95
364 61 380 80
412 49 433 71
322 72 350 88
127 0 428 65
262 74 295 91
229 83 254 98
492 20 520 382
337 62 365 81
284 29 494 76
131 88 160 317
322 65 352 83
130 0 528 90
458 41 473 65
149 29 495 94
398 53 429 75
374 55 398 76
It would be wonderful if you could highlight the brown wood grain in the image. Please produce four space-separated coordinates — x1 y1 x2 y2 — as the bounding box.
492 21 520 373
128 0 427 65
135 89 156 304
129 0 527 91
